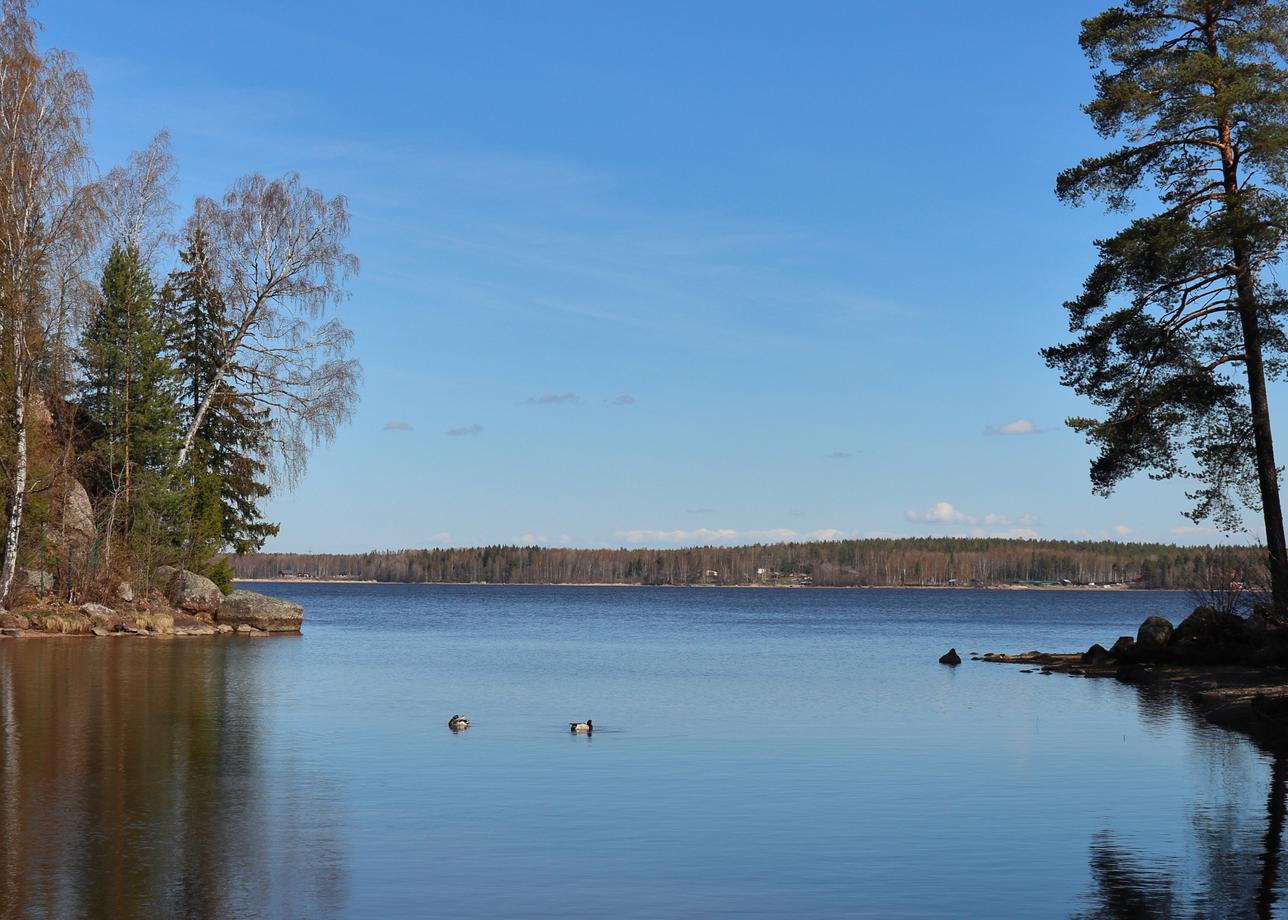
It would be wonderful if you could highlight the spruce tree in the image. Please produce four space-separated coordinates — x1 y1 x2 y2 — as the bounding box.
79 242 181 570
165 225 278 574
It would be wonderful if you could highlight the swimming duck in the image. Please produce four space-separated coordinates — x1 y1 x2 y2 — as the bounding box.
569 720 593 733
448 715 470 731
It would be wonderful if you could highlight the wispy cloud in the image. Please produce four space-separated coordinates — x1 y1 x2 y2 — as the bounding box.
985 418 1039 436
825 451 854 460
383 420 413 431
526 392 579 405
1113 524 1134 536
608 394 636 406
446 424 484 437
906 501 975 525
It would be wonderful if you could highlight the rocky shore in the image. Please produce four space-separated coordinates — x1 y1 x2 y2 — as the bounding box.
977 605 1288 749
0 566 302 639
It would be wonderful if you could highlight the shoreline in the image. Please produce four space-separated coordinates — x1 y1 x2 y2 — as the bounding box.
234 578 1151 591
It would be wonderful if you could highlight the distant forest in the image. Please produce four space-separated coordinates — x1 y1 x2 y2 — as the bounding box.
230 538 1264 590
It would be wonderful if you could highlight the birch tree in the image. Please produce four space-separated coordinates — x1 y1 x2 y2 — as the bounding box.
176 173 360 485
0 0 92 601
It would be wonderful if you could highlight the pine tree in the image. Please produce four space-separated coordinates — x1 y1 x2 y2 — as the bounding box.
1043 1 1288 616
165 225 278 574
79 242 181 571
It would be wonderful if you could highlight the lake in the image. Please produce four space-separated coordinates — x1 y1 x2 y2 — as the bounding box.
0 585 1282 918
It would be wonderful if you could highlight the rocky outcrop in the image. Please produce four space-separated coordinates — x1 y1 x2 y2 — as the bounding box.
939 647 961 666
217 590 303 632
47 477 95 551
115 582 134 603
1171 607 1253 664
164 570 223 614
1081 643 1110 664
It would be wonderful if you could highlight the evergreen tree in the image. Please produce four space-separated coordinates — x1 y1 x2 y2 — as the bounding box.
1043 1 1288 616
79 242 181 570
165 225 278 573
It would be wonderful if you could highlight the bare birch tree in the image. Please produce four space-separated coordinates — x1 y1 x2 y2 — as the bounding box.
0 0 93 602
176 173 360 485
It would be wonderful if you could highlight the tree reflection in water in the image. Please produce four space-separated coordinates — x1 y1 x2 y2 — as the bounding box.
1076 688 1288 920
0 638 346 919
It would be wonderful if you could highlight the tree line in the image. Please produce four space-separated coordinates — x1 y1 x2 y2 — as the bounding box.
231 538 1263 590
0 2 359 600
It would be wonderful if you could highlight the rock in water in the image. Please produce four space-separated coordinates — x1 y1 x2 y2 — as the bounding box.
1081 643 1110 664
939 648 962 666
1109 636 1135 658
1136 616 1174 655
165 570 223 614
217 590 304 633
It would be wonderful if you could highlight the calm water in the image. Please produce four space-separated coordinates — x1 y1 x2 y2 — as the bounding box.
0 585 1284 918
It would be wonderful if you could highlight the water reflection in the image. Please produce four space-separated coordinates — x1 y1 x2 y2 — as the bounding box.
1076 687 1288 920
0 639 346 920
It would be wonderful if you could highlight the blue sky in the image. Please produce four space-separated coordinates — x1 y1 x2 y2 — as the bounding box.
37 0 1266 551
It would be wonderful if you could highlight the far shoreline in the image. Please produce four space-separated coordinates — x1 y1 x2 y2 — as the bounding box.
235 578 1159 591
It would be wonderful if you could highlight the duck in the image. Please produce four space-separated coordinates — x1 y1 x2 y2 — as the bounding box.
447 715 470 731
569 719 593 733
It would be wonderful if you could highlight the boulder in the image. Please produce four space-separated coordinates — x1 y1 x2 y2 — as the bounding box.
153 566 180 591
79 603 114 618
47 477 95 550
15 568 53 595
0 627 21 637
1171 606 1253 663
78 603 120 632
90 627 109 637
1109 636 1135 658
115 582 134 603
0 611 30 630
1081 643 1110 665
938 647 962 666
216 623 233 634
1136 616 1174 656
165 570 223 614
218 590 303 632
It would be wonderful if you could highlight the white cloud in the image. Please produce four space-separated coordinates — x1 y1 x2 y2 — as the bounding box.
985 418 1039 436
982 513 1010 526
906 501 975 525
1113 524 1134 536
430 531 452 544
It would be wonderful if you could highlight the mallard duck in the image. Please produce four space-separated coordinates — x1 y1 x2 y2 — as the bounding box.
569 719 592 733
448 715 470 731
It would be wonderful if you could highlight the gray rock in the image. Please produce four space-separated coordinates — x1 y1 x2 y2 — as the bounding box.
91 627 109 637
216 623 233 634
1109 635 1135 657
79 603 114 618
235 624 253 634
218 590 303 632
47 478 95 550
165 570 223 613
1136 616 1174 654
115 582 134 603
1 627 22 637
153 566 180 591
14 567 53 595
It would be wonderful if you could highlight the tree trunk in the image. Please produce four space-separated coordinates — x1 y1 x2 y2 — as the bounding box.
0 358 28 604
1236 299 1288 617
